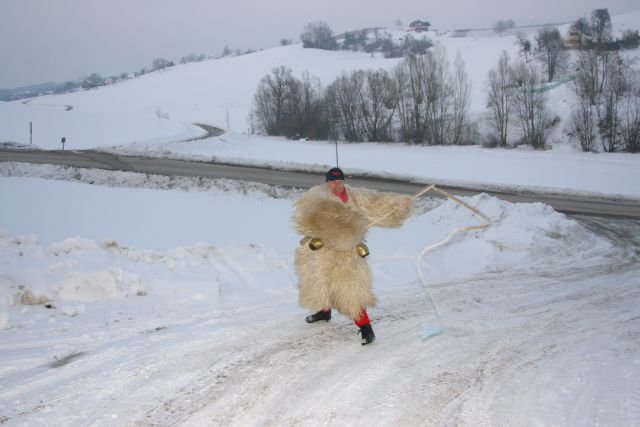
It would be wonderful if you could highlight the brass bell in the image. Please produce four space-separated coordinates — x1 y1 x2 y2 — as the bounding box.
299 236 312 246
309 238 324 250
356 243 369 258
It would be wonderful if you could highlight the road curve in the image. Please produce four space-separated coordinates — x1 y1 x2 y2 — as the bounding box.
1 147 640 219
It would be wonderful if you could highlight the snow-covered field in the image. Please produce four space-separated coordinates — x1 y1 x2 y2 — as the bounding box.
1 8 640 427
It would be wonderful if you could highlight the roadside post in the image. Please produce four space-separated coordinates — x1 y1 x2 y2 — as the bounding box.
30 122 33 145
61 137 66 150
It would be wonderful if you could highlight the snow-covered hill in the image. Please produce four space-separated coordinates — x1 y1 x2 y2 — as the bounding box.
2 9 638 147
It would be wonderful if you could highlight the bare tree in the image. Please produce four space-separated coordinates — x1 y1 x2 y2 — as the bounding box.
393 45 473 145
573 17 591 36
253 66 297 135
486 51 515 146
449 53 473 145
515 33 532 62
620 30 640 49
571 49 640 152
535 27 568 82
591 8 612 44
573 49 609 107
570 100 598 151
598 53 627 152
151 58 173 71
571 49 608 152
570 51 601 152
281 71 327 139
300 21 338 50
494 21 508 37
422 45 452 145
393 55 428 144
325 69 396 142
82 73 104 89
360 69 397 141
511 61 550 149
180 53 205 64
300 72 329 140
326 72 364 141
494 19 515 37
621 88 640 152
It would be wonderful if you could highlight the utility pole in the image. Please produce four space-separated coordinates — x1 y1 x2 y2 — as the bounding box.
30 122 33 145
61 137 66 150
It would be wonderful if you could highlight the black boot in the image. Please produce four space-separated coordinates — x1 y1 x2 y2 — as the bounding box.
358 323 376 345
305 309 331 323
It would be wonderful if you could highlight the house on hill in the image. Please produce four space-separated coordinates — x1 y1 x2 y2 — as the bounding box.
409 20 431 32
564 25 633 51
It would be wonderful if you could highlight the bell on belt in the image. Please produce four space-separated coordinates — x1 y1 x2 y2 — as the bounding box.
309 238 324 250
356 243 369 258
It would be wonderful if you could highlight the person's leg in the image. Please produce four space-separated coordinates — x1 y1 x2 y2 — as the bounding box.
355 309 375 345
305 307 331 323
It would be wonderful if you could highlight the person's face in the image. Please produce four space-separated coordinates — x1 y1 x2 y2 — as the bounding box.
327 180 344 193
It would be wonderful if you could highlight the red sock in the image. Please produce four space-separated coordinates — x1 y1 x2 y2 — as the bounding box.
354 309 370 327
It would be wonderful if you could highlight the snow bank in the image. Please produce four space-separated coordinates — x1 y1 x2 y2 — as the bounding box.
0 178 612 330
377 193 611 284
0 161 299 199
0 225 297 329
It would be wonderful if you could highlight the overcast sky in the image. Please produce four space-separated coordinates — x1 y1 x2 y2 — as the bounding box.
1 0 638 89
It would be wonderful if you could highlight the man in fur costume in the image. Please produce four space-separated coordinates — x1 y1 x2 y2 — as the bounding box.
293 167 413 345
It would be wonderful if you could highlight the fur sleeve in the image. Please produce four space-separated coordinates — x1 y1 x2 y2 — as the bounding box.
352 189 412 228
293 191 368 251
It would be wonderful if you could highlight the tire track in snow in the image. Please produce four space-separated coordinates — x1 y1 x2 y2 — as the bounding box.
394 217 640 426
4 217 639 426
138 318 357 426
122 216 640 427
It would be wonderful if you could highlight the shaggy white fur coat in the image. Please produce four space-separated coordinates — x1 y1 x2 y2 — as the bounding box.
293 184 412 320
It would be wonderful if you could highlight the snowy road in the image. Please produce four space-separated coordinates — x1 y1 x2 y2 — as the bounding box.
1 150 640 218
1 213 639 426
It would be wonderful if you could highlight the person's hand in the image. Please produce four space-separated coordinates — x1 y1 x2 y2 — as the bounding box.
401 196 412 209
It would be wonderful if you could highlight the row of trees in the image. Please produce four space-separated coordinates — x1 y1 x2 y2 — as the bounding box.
510 8 639 85
81 57 178 89
570 49 640 152
254 48 638 153
251 67 327 140
38 54 205 94
486 52 553 149
7 49 225 100
512 26 570 83
252 46 476 146
487 47 640 152
507 7 639 153
493 19 516 37
300 21 433 58
574 9 612 44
